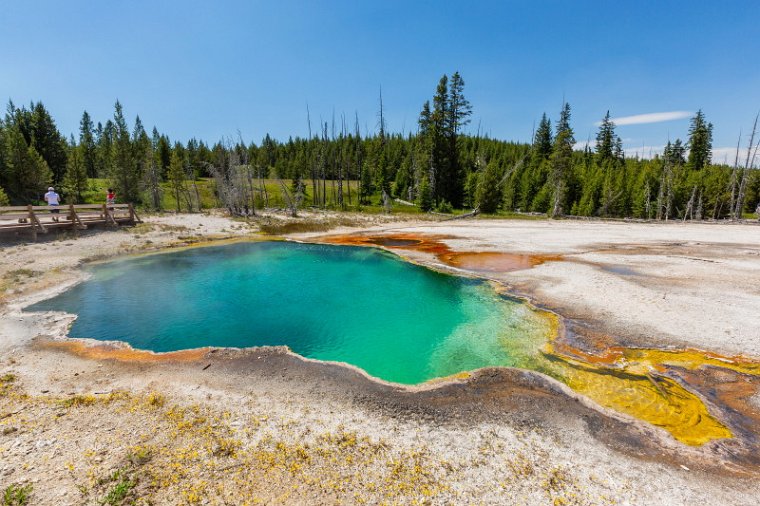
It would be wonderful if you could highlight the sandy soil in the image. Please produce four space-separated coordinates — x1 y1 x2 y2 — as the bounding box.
1 212 759 505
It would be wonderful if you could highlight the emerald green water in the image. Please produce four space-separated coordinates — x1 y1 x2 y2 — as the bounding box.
28 241 552 384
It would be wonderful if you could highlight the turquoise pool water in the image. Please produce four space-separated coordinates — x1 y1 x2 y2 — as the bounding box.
28 241 552 384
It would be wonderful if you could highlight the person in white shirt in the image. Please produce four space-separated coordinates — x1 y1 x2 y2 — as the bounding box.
44 186 61 222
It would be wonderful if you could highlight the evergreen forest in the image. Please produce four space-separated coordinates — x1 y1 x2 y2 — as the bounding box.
1 73 758 220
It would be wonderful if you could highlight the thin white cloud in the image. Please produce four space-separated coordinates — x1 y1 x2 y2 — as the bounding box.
595 111 693 126
621 145 758 167
574 138 758 167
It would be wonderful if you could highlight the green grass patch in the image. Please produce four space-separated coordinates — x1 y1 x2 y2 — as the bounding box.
99 468 137 506
2 483 33 506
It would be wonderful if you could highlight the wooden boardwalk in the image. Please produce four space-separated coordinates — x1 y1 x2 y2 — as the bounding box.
0 203 141 239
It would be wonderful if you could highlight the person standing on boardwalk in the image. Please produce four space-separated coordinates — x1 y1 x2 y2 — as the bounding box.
756 202 760 222
44 186 60 222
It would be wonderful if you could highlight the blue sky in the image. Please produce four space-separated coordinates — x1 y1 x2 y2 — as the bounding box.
2 0 759 161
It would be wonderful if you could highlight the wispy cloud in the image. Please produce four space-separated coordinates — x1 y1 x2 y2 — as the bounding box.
596 111 693 126
620 145 758 166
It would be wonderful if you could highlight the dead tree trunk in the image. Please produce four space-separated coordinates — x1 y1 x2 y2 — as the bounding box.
696 189 703 221
683 186 697 222
322 122 328 208
278 178 297 217
733 113 760 220
306 104 318 207
644 182 652 220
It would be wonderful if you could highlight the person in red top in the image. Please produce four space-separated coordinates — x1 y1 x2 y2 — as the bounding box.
106 188 116 205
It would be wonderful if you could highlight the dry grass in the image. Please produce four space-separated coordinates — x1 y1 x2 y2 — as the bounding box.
0 377 613 505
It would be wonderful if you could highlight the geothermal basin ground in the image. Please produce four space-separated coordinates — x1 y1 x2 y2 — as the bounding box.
1 211 759 505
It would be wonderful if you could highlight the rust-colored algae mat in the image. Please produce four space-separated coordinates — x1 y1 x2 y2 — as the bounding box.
40 340 210 363
322 233 561 273
442 251 563 272
319 232 760 446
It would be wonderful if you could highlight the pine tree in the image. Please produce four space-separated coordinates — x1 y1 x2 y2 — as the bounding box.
393 153 413 198
464 170 479 208
79 111 97 178
416 173 433 211
131 115 151 199
595 111 616 164
475 160 502 213
549 103 575 217
373 147 390 198
0 117 7 195
168 147 186 212
95 121 113 178
430 75 449 204
686 110 712 170
534 113 553 159
0 114 9 205
557 103 572 137
664 139 686 166
443 71 472 207
156 134 171 178
359 159 373 203
418 100 431 130
4 123 52 202
110 101 140 202
29 102 68 185
63 136 88 203
614 136 624 161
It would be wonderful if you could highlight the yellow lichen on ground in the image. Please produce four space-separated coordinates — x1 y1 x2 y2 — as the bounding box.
540 354 733 445
620 348 760 376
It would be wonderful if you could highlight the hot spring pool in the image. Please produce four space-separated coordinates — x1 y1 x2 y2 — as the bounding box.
28 239 747 445
28 241 553 384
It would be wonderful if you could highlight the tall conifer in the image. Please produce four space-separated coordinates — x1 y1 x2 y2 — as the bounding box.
595 111 616 164
79 111 97 178
687 110 712 170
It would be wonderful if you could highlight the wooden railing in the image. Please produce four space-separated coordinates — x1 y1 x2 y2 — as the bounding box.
0 203 141 239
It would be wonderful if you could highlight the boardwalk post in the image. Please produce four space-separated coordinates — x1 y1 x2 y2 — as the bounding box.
28 205 36 240
69 203 85 231
27 204 47 239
